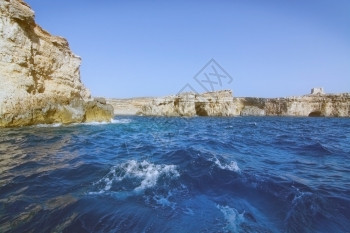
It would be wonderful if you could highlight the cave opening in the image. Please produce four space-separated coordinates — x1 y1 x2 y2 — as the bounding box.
308 111 322 117
195 103 208 116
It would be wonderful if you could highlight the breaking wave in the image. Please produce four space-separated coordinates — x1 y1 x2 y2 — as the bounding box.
33 118 132 128
90 160 179 195
217 205 245 232
2 116 350 232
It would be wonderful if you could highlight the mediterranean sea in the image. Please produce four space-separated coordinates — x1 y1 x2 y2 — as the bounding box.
0 116 349 232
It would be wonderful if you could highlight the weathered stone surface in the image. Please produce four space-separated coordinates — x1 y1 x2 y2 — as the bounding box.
142 92 197 117
0 0 113 127
111 90 350 118
264 94 350 117
94 97 107 105
106 97 154 115
194 91 237 116
85 100 114 122
240 106 265 116
140 90 238 117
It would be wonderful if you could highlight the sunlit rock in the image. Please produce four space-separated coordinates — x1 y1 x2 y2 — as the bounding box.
0 0 113 127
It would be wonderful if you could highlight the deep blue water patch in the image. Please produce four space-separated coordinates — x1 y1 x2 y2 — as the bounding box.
0 117 350 232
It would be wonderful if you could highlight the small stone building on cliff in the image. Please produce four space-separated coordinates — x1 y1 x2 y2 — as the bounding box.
311 87 325 95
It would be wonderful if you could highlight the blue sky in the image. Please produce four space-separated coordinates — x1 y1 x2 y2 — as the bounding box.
26 0 350 98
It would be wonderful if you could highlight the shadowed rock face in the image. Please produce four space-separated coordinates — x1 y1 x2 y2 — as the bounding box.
308 111 322 117
106 97 155 116
263 94 350 117
0 0 113 127
108 90 350 117
139 90 239 117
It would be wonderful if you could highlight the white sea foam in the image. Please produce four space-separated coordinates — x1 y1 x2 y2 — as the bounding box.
90 160 179 195
83 118 132 125
217 205 245 232
83 121 110 126
111 119 132 124
35 123 62 128
34 118 131 128
213 157 240 173
183 207 194 216
153 191 176 209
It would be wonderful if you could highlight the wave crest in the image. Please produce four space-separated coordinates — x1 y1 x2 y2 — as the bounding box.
217 205 245 232
111 119 132 124
90 160 179 195
213 157 240 172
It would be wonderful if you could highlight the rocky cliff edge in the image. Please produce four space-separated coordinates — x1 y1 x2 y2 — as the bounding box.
0 0 113 127
132 90 350 117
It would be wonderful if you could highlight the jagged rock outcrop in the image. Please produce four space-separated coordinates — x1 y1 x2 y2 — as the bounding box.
240 106 265 116
194 91 239 116
139 90 240 117
0 0 113 127
263 94 350 117
136 90 240 116
134 90 350 117
142 93 196 116
106 97 154 115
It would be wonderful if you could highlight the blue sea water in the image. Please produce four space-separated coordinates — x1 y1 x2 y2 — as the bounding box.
0 116 350 233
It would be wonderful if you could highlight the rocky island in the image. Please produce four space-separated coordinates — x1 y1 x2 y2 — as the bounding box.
107 88 350 117
0 0 113 127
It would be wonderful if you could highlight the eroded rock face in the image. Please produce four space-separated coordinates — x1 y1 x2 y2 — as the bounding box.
136 90 350 117
0 0 113 127
142 93 197 117
264 94 350 117
140 90 239 117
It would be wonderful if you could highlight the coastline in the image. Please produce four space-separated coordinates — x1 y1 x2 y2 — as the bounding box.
106 90 350 118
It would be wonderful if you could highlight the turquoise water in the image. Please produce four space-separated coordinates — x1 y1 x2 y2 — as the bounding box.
0 116 350 232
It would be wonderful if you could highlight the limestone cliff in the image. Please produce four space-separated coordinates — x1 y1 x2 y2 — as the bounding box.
107 97 154 115
0 0 113 127
130 90 350 117
263 94 350 117
139 90 240 117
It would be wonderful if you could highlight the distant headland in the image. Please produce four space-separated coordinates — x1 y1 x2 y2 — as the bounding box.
107 88 350 117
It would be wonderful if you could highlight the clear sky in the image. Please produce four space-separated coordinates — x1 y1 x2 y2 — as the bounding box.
26 0 350 98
